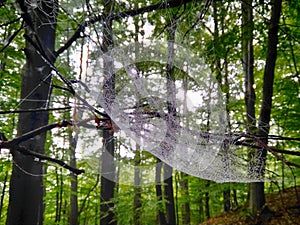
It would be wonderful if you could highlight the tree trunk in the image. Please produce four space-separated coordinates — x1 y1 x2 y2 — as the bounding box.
132 8 142 224
180 172 190 224
250 0 282 214
155 158 166 225
133 144 142 225
100 130 116 225
6 1 57 224
100 3 116 224
0 171 8 221
162 15 177 225
242 0 256 133
70 134 78 225
205 181 210 220
55 168 63 224
164 163 176 225
180 52 191 225
198 194 204 223
223 189 231 212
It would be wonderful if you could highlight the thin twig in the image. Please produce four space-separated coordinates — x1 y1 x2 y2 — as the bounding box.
0 106 71 115
0 20 24 53
78 174 100 215
0 17 22 27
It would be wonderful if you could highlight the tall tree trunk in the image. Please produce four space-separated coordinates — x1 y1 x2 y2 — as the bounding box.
68 21 86 224
223 188 231 212
250 0 282 214
6 1 57 224
55 167 63 224
212 0 232 213
198 193 204 223
133 9 142 225
155 158 167 225
0 171 8 221
241 0 259 215
70 133 78 225
180 172 190 224
100 1 116 224
223 51 232 213
163 14 177 225
205 181 210 220
180 68 191 225
133 144 142 225
164 163 176 225
242 0 256 133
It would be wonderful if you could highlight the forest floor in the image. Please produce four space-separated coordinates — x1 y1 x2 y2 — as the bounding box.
200 186 300 225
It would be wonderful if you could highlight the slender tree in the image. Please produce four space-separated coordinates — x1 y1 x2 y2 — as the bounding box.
163 13 178 225
250 0 283 214
155 158 167 225
133 144 142 225
100 0 116 224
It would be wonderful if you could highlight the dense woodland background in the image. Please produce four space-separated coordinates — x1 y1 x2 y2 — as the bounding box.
0 0 299 224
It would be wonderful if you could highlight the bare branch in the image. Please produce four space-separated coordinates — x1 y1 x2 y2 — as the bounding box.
235 141 300 157
14 145 84 175
78 174 100 215
0 121 84 175
0 106 71 115
0 17 22 27
6 121 72 147
0 21 24 53
236 133 300 168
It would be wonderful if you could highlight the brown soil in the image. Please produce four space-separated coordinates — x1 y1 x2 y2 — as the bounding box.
200 186 300 225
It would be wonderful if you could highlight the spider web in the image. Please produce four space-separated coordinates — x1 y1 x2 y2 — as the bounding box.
74 41 269 183
5 0 280 183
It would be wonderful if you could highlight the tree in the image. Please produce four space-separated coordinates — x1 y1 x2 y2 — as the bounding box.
100 1 116 224
6 0 58 224
249 0 282 215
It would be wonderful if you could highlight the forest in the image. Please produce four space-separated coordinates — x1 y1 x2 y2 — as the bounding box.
0 0 299 224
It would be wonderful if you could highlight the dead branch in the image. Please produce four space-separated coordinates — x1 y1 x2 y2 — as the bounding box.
14 145 84 175
0 121 84 175
0 106 71 115
0 21 24 53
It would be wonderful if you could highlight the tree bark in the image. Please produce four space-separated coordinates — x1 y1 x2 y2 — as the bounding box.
180 172 190 224
133 144 142 225
205 181 210 220
0 171 8 221
163 14 177 225
6 1 57 224
100 1 116 224
223 189 231 212
155 158 167 225
250 0 282 214
242 0 256 133
70 134 78 225
133 9 142 225
164 163 176 225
